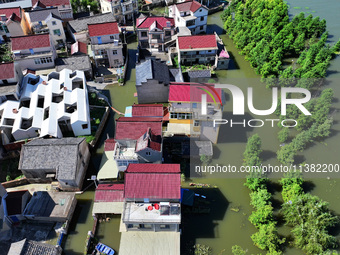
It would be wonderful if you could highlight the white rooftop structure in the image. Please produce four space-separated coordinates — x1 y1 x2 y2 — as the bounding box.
0 69 91 142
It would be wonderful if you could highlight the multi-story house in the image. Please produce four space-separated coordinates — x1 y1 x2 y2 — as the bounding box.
119 163 181 255
67 13 115 43
136 16 175 52
0 7 31 40
11 33 56 71
0 69 91 143
88 21 124 68
19 138 90 191
25 8 66 48
0 62 23 104
122 163 181 232
164 82 223 143
168 0 208 35
113 116 163 171
136 59 170 104
31 0 73 21
99 0 138 24
176 34 230 69
0 0 32 9
177 34 217 66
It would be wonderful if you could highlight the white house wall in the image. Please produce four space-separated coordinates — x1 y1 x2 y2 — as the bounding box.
0 69 91 141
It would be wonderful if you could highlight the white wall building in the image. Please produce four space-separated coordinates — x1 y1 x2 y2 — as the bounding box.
25 8 66 48
99 0 138 24
168 0 208 35
0 69 91 143
11 33 57 71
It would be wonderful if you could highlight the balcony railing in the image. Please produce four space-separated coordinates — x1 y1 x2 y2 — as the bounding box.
150 38 163 44
14 51 52 59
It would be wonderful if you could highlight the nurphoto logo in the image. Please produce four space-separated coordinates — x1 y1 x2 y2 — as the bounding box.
196 84 312 128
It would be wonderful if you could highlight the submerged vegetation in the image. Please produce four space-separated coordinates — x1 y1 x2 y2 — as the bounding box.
233 136 339 254
221 0 339 164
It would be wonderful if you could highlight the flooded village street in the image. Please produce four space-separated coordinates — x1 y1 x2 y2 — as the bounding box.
62 1 340 254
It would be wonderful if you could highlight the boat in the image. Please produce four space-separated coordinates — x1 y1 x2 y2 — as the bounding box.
96 243 115 255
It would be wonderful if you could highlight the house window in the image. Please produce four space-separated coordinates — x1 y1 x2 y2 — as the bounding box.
200 26 204 30
160 224 170 229
110 35 115 39
194 120 200 127
35 57 53 64
165 31 171 36
82 124 88 129
146 152 151 156
57 39 64 45
141 31 147 37
192 103 197 108
53 29 61 36
200 16 204 21
112 50 118 55
199 9 202 12
97 37 102 44
52 21 57 25
3 25 9 33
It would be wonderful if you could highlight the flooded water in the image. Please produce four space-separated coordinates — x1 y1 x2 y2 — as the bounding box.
62 2 340 254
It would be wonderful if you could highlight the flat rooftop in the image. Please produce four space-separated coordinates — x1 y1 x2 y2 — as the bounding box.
23 191 76 220
119 232 180 255
122 202 181 223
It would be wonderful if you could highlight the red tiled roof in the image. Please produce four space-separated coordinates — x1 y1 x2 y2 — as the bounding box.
0 62 15 80
125 173 181 199
11 34 51 51
176 0 203 12
169 82 222 103
88 22 119 37
9 13 21 23
31 0 70 6
137 16 174 29
132 104 164 117
178 34 217 50
104 138 116 151
0 7 21 19
95 184 125 202
97 183 125 190
115 117 163 140
71 41 88 55
126 163 181 173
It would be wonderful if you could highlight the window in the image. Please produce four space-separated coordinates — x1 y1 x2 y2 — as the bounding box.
165 31 171 36
200 26 204 30
146 152 151 156
39 57 53 64
52 21 57 25
160 224 170 229
110 35 115 40
53 29 61 35
194 120 200 127
82 124 88 129
112 50 118 55
3 25 9 33
199 9 202 12
141 31 147 37
97 36 102 44
200 16 204 21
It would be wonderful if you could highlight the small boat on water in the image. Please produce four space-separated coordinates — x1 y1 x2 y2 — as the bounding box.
96 243 115 255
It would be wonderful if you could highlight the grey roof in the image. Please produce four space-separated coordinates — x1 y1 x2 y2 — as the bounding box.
169 68 184 82
26 7 61 22
191 141 213 156
8 238 62 255
188 70 211 79
68 13 116 33
19 138 85 180
0 84 18 95
136 59 170 86
56 56 92 72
